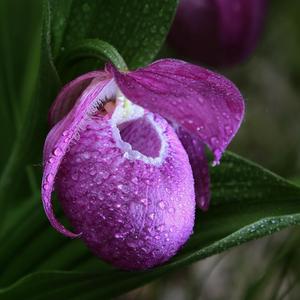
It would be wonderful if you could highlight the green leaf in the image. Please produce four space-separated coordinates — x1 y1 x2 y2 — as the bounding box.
0 0 44 222
0 0 60 225
56 38 128 77
49 0 178 68
1 152 300 299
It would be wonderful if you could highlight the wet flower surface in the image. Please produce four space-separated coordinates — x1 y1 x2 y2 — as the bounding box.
42 59 244 270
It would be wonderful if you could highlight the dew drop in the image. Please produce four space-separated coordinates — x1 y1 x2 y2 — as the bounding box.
198 96 204 104
53 147 62 156
222 112 229 119
89 168 96 176
48 157 55 163
46 174 54 182
93 175 102 184
71 172 78 180
42 183 49 190
82 152 91 160
127 241 138 248
140 198 148 205
102 171 109 179
131 177 138 184
169 226 176 232
148 213 155 220
235 113 241 121
158 201 165 209
156 225 164 232
225 125 233 136
168 207 175 214
114 233 123 239
210 136 220 145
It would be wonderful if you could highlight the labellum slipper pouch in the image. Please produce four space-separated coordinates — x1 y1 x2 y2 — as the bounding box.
43 72 195 270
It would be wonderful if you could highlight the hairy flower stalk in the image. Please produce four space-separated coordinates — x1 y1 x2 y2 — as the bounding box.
42 59 245 270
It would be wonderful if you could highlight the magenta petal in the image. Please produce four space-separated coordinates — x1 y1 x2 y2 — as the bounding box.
108 59 245 165
48 71 107 127
42 75 116 238
176 127 210 211
55 111 195 270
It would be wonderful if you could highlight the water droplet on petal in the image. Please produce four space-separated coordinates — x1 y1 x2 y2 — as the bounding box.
222 112 229 119
158 201 165 209
127 241 138 248
102 171 109 179
210 136 219 145
93 175 102 184
114 233 123 239
148 213 155 220
168 207 175 214
82 152 91 160
140 198 148 205
89 167 96 176
53 147 62 156
131 177 138 184
46 174 54 182
42 183 49 190
71 171 78 180
156 225 164 232
225 125 233 136
48 157 55 163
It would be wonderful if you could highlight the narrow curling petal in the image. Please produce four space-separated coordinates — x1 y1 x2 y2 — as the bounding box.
108 59 245 165
176 127 210 211
42 75 116 238
48 71 107 127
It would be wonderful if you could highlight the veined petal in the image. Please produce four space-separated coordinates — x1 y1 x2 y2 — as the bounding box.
108 59 245 165
176 128 210 211
42 75 116 238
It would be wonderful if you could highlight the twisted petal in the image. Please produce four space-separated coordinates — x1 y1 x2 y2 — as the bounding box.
42 74 116 238
108 59 245 165
48 71 106 127
176 128 210 211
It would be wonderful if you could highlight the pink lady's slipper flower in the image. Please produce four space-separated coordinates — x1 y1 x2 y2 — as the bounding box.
42 59 244 270
168 0 268 66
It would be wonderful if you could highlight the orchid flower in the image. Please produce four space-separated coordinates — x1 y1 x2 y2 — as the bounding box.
168 0 268 66
41 59 244 270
